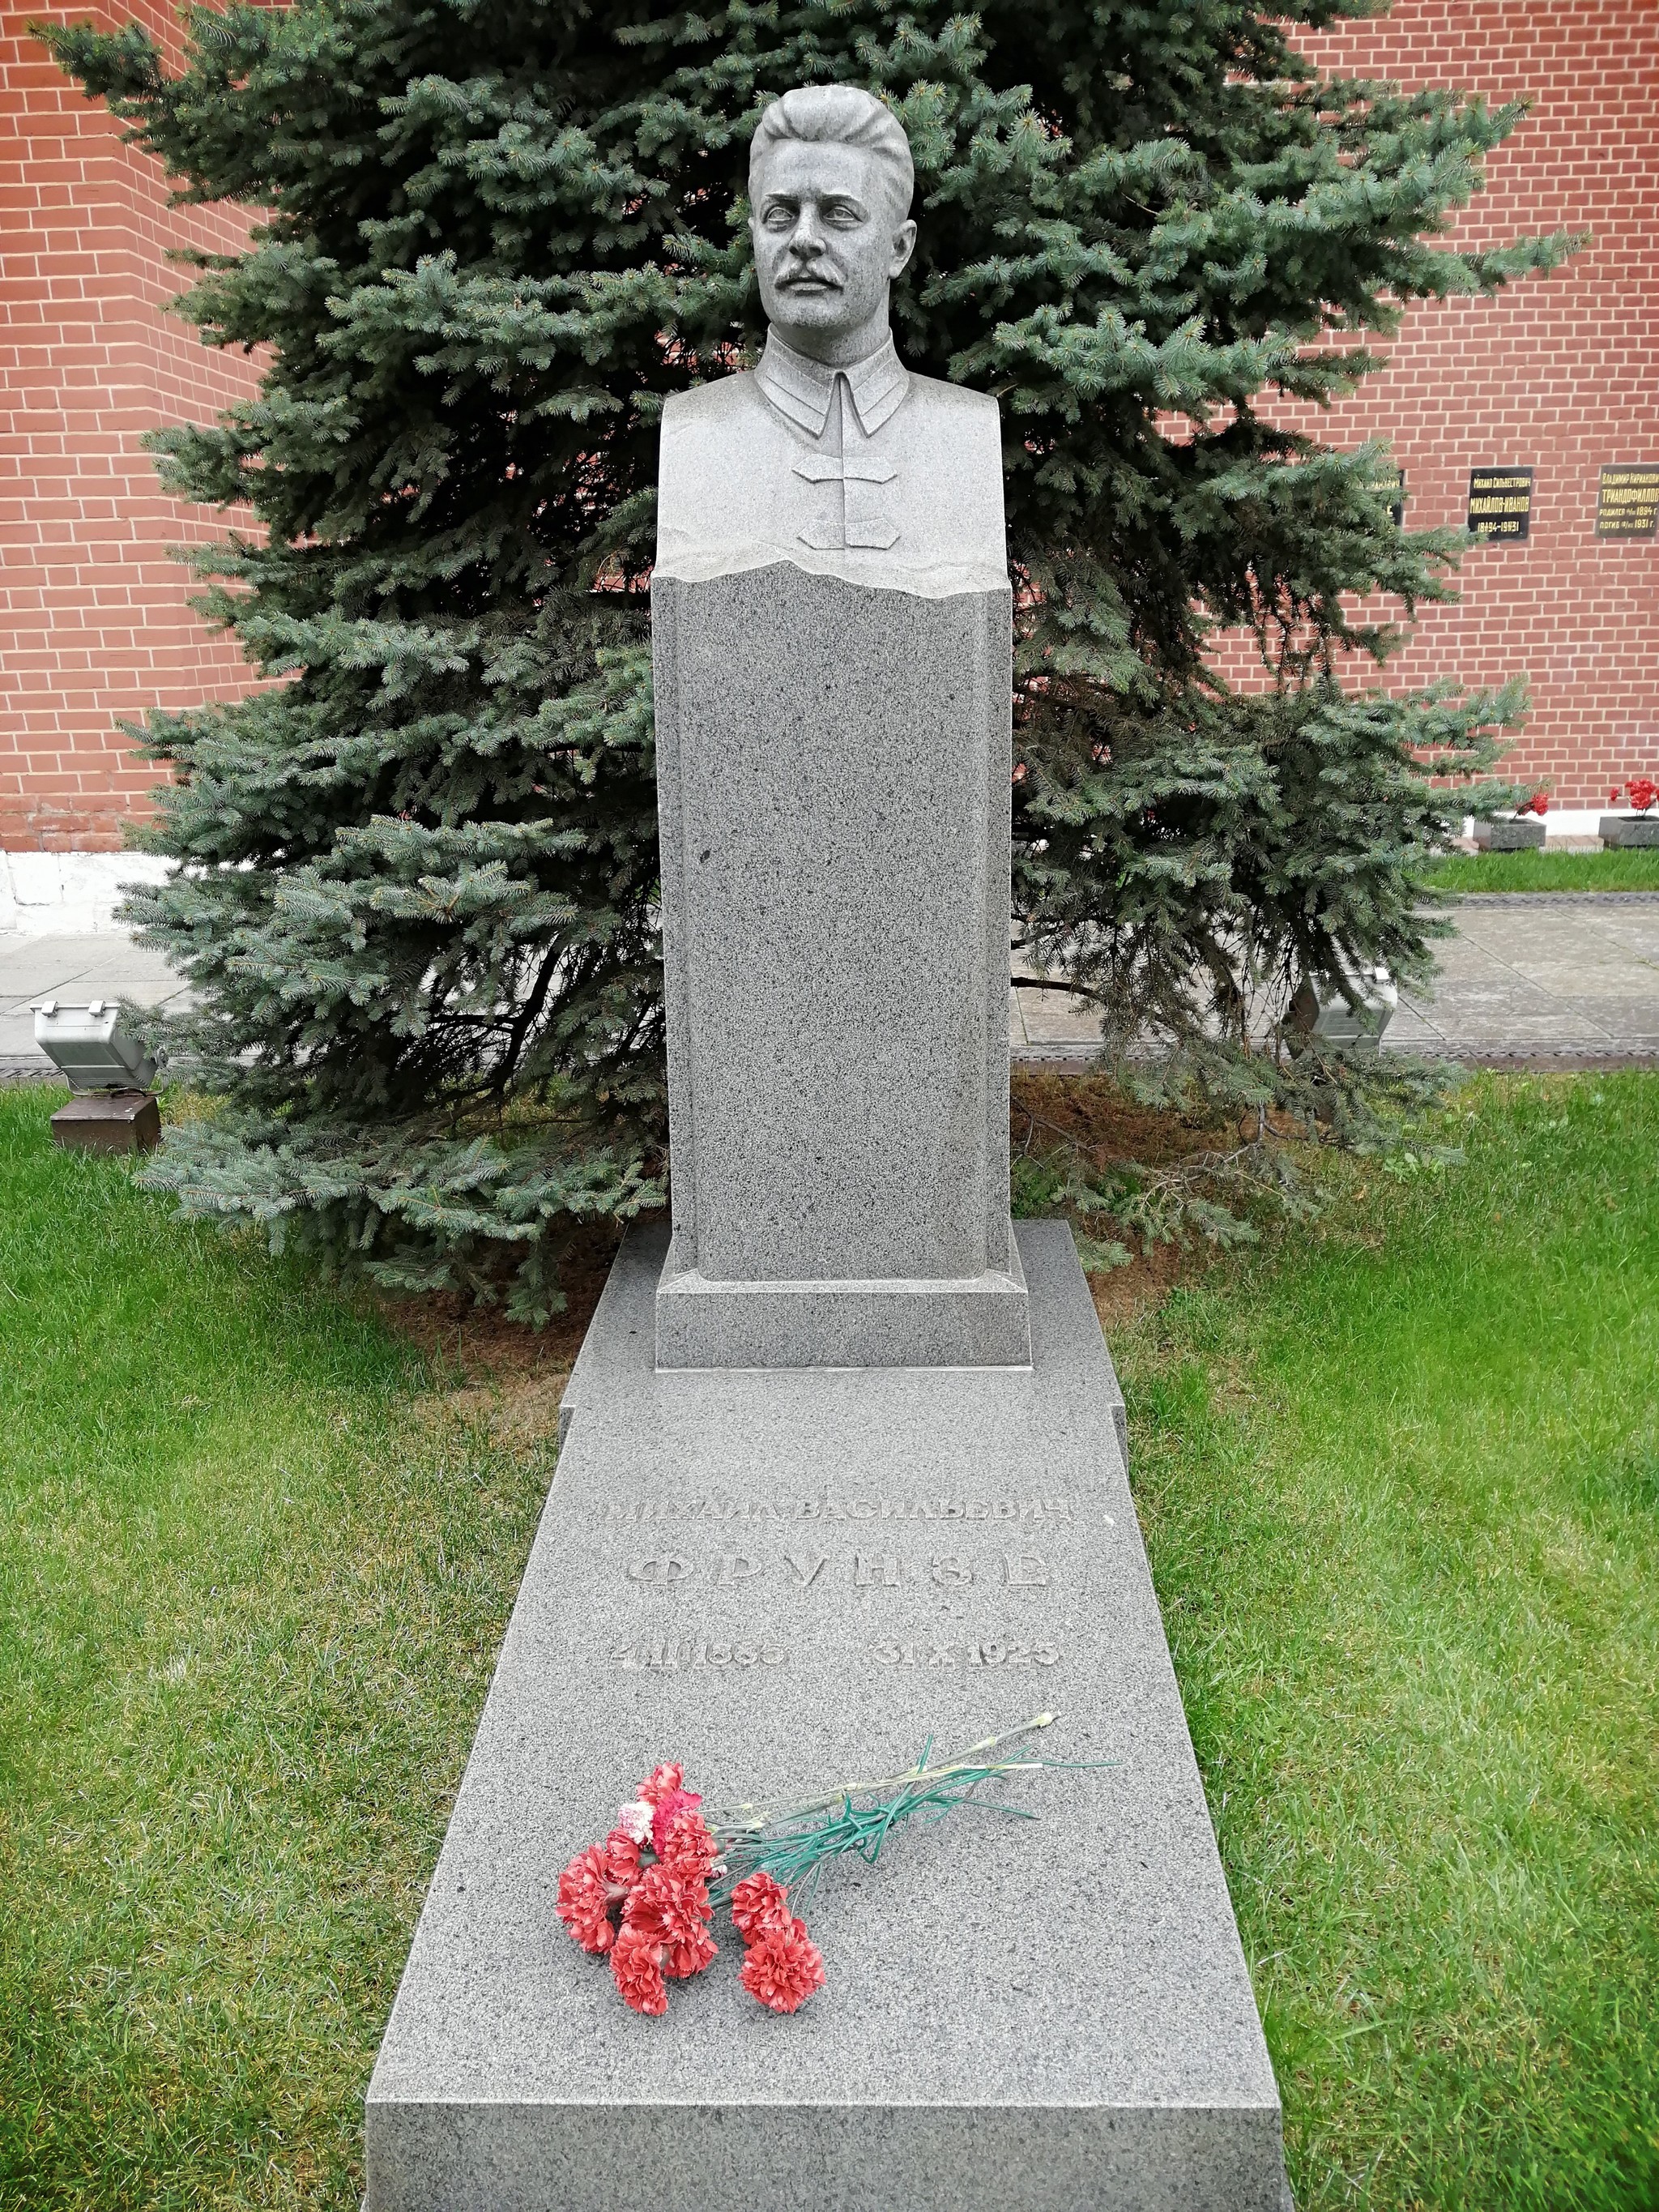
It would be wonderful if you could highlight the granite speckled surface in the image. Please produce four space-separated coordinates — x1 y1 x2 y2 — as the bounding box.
653 566 1029 1369
365 1223 1289 2211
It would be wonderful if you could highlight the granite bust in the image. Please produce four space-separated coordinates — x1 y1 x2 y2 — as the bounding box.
655 85 1006 596
652 85 1029 1369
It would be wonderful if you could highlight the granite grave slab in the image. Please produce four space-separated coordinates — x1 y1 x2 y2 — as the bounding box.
364 1223 1289 2212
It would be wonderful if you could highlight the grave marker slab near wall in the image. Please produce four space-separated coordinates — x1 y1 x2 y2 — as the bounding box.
1596 463 1659 540
1467 464 1535 540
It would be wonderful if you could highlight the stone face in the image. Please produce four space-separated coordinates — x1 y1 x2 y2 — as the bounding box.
364 1223 1289 2212
652 562 1028 1369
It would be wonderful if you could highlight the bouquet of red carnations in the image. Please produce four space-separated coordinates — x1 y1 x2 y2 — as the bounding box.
556 1761 826 2017
556 1716 1090 2020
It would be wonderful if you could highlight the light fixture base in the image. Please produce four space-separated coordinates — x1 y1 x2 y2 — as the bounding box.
49 1089 161 1155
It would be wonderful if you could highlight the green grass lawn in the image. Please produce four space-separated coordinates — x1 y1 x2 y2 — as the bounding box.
1423 847 1659 893
3 1076 1657 2208
0 1086 552 2210
1120 1071 1659 2210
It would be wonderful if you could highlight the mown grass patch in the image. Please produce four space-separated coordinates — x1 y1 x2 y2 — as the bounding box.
0 1085 554 2210
3 1074 1656 2209
1422 848 1659 893
1118 1072 1659 2210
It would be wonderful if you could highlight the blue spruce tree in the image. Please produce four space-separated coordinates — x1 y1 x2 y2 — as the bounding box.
45 0 1570 1313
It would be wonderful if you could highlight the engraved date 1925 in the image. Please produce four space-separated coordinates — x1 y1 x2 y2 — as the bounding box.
872 1636 1059 1668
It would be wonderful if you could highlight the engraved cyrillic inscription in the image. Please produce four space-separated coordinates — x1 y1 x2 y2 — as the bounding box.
626 1554 694 1585
854 1552 901 1586
620 1547 1056 1592
611 1638 787 1671
599 1492 1075 1527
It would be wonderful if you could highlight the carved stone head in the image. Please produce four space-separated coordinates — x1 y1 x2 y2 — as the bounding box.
748 86 918 363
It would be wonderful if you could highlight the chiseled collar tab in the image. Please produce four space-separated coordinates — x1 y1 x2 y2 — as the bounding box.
755 329 910 438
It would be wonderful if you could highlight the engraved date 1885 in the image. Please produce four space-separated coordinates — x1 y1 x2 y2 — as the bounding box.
873 1636 1059 1668
612 1638 786 1672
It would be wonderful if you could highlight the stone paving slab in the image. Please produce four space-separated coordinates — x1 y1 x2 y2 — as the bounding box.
365 1223 1290 2212
1012 895 1659 1065
10 897 1659 1080
0 933 186 1078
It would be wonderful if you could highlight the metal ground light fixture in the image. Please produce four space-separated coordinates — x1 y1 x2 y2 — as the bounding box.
1310 965 1399 1056
32 999 164 1154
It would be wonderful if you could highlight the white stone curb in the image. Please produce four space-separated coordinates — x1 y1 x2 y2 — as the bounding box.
0 851 173 936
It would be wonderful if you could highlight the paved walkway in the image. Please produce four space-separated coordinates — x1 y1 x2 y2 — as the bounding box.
6 895 1659 1079
0 933 188 1078
1013 894 1659 1065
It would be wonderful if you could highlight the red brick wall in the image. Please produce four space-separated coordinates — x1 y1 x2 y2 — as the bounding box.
0 1 261 852
2 2 1656 844
1208 0 1659 810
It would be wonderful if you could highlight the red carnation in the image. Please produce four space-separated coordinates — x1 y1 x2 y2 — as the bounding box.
603 1828 644 1885
650 1786 704 1855
665 1922 719 1981
609 1925 669 2017
555 1844 629 1957
739 1917 826 2014
730 1871 792 1943
638 1762 685 1807
658 1804 720 1879
624 1864 710 1952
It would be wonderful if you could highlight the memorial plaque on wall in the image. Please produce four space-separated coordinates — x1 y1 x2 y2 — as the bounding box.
1467 466 1534 540
1367 463 1406 526
1596 463 1659 540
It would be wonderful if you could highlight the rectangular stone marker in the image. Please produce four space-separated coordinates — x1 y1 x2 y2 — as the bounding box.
653 565 1028 1369
365 1223 1289 2212
1596 463 1659 540
1466 463 1535 541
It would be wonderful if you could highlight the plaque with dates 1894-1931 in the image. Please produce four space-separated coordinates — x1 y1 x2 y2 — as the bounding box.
1596 463 1659 540
1467 463 1535 540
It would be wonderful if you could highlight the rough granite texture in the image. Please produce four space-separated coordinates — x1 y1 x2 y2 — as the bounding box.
365 1223 1289 2212
653 566 1028 1369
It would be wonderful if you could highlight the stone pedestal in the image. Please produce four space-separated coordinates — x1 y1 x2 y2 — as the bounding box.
364 1224 1290 2212
653 567 1027 1369
1473 818 1546 851
49 1089 160 1154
